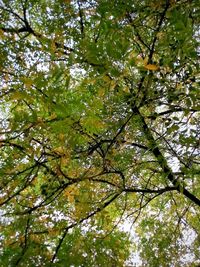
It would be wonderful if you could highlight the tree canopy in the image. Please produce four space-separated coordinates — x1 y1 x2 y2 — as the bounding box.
0 0 200 266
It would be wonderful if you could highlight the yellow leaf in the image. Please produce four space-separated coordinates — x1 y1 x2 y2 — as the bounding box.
145 64 159 71
123 86 130 93
98 88 105 97
24 78 34 88
176 83 183 90
110 80 117 90
49 113 57 120
143 57 149 65
0 29 5 39
60 156 69 166
58 133 65 142
53 146 64 155
51 40 57 52
11 92 23 100
103 75 111 83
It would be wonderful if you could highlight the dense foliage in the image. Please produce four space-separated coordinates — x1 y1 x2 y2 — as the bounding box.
0 0 200 266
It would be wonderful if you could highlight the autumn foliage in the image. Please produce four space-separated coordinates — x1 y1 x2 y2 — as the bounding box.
0 0 200 266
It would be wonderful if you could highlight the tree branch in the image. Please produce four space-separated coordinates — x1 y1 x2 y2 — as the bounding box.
124 186 177 194
133 106 200 207
50 192 121 263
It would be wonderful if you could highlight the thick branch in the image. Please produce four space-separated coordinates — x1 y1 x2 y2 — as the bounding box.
124 186 177 194
133 106 200 207
147 108 199 119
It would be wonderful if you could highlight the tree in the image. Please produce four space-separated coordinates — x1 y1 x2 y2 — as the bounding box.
0 0 199 266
